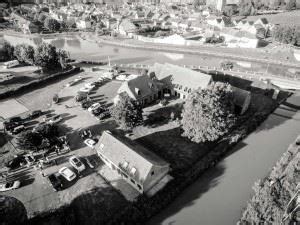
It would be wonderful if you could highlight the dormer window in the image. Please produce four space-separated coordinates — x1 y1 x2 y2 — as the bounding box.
130 167 137 176
184 87 188 92
148 82 154 89
135 88 141 95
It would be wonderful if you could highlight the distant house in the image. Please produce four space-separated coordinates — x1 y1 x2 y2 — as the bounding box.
96 130 171 195
114 75 161 105
148 63 212 99
76 19 92 29
232 87 251 115
207 16 234 30
117 19 138 37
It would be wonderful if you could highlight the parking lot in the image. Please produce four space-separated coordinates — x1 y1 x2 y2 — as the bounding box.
0 68 138 218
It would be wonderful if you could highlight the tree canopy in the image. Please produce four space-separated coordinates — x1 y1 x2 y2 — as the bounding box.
17 131 43 152
1 41 14 61
272 25 300 46
34 43 59 71
181 82 236 143
110 93 143 130
44 17 60 32
14 44 35 65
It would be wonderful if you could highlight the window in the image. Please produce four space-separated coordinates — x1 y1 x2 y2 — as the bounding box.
135 88 141 95
130 179 135 184
178 85 182 90
151 171 154 176
184 87 188 92
137 184 142 190
130 167 137 176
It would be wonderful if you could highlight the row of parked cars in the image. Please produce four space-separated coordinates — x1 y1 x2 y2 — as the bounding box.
47 155 94 191
3 110 63 135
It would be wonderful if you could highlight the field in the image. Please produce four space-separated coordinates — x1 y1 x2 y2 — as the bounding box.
245 10 300 26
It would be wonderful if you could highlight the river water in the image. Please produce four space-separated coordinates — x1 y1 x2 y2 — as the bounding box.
2 34 300 225
2 34 296 77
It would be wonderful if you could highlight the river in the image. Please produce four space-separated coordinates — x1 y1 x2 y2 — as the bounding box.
1 34 297 77
2 34 300 225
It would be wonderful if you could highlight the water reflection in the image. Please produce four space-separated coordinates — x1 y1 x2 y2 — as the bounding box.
50 38 65 49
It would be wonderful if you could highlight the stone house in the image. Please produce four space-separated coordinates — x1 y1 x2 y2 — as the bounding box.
96 131 171 195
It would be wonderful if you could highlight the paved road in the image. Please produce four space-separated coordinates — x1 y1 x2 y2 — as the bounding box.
148 92 300 225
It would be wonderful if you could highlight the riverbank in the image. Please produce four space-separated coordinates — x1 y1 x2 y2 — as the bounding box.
240 134 299 224
96 36 300 70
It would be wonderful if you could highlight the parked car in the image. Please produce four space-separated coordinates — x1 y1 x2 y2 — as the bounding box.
11 125 25 134
29 110 42 119
91 107 104 116
97 111 110 120
81 100 93 110
84 138 97 148
3 121 19 131
85 83 96 89
8 117 23 123
47 173 63 191
5 155 26 170
58 167 77 181
88 103 101 112
69 156 85 173
24 155 36 167
80 86 93 94
0 181 21 192
48 115 62 124
85 158 95 169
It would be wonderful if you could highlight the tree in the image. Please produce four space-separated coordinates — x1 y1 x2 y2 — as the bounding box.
1 41 14 61
44 17 60 32
181 82 236 143
285 0 296 9
110 93 143 130
17 131 43 152
220 61 234 70
14 44 35 65
34 43 59 71
37 13 47 23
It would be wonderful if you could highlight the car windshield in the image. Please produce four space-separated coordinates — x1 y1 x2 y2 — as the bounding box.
73 158 82 167
5 182 13 188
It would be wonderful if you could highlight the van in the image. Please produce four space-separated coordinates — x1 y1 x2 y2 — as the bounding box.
3 60 19 69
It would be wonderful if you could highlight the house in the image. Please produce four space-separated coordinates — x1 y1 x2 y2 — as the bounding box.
117 19 138 37
96 130 171 195
254 18 269 29
114 75 161 105
76 19 91 29
232 87 251 115
148 63 212 99
207 16 234 30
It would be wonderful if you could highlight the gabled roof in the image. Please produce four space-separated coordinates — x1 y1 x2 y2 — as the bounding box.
119 19 137 32
117 75 159 100
256 17 268 25
150 63 212 90
96 131 169 184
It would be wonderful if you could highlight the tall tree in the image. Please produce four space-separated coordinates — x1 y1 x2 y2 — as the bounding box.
34 43 59 71
17 131 43 152
44 17 60 32
181 82 236 143
110 93 143 130
1 41 14 61
14 44 35 65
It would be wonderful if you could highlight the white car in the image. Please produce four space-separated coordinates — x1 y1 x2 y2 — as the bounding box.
84 138 97 148
0 181 21 192
80 86 93 94
74 76 83 82
88 103 101 112
84 83 96 89
116 74 127 81
59 167 77 181
69 156 86 172
48 115 62 124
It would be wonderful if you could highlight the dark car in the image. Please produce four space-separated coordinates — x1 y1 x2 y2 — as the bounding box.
8 117 23 123
91 107 104 116
81 100 93 110
5 155 26 170
47 173 64 191
30 110 42 119
3 121 19 131
98 111 110 120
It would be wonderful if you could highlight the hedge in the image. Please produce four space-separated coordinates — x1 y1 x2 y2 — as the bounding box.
0 66 80 100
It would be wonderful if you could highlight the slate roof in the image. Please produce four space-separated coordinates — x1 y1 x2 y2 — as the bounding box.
150 63 212 91
117 75 159 100
96 131 169 184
